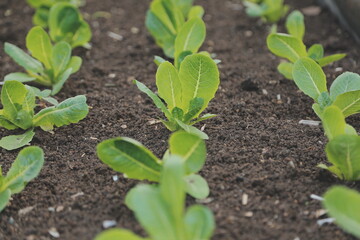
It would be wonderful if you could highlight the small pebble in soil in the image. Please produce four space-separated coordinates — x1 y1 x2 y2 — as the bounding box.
113 175 119 182
103 220 117 229
48 228 60 238
245 30 253 37
48 207 55 212
121 124 127 129
131 27 139 34
18 206 35 216
242 193 248 205
299 120 320 126
107 31 123 41
196 198 213 204
244 211 253 217
335 67 343 72
56 206 64 212
8 217 15 224
71 192 84 200
108 73 116 78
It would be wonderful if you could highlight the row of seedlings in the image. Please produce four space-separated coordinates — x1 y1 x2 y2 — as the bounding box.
243 1 360 237
0 0 91 212
95 0 221 239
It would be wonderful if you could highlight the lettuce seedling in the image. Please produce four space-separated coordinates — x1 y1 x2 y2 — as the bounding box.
48 3 91 48
0 146 44 212
97 131 210 199
318 106 360 180
243 0 289 23
4 26 82 95
27 0 84 28
146 0 205 59
267 11 346 80
135 54 220 139
0 81 89 150
323 186 360 238
95 156 215 240
292 57 360 118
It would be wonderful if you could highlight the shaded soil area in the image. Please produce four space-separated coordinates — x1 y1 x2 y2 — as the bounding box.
0 0 360 239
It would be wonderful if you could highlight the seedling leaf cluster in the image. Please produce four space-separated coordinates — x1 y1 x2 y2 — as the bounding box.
243 0 289 23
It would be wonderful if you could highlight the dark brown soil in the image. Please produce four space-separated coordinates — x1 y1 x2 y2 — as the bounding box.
1 0 360 239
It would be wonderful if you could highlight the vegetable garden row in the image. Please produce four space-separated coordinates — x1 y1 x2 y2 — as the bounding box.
0 0 359 239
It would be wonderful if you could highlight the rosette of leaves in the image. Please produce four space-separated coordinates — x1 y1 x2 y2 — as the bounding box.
292 57 360 119
97 131 210 200
95 156 215 240
27 0 85 28
0 81 89 150
243 0 289 23
146 0 206 59
135 54 220 139
267 11 346 80
0 147 44 212
4 26 82 95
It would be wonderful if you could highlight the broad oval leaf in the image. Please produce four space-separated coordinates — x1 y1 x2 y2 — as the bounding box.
178 54 220 113
97 137 162 182
33 95 89 131
156 61 182 110
188 6 204 19
169 131 206 174
184 174 209 199
323 186 360 238
0 130 35 151
292 57 328 100
277 62 293 80
67 56 82 74
322 106 346 140
1 81 27 122
95 229 149 240
0 189 11 212
308 44 324 61
285 10 305 40
267 33 307 63
326 135 360 181
333 90 360 117
185 205 215 240
4 72 36 83
318 53 346 67
51 41 72 78
26 26 53 69
330 72 360 100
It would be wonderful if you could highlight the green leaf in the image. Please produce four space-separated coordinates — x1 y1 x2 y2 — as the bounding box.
326 135 360 180
3 146 44 194
4 43 44 74
322 106 346 140
26 26 53 69
0 130 35 151
33 95 89 131
318 53 346 67
188 6 204 19
67 56 82 74
32 7 49 28
169 131 206 173
184 174 209 199
267 33 307 63
170 0 194 16
0 189 11 212
332 90 360 117
191 113 216 125
95 229 149 240
292 57 328 100
323 186 360 238
277 62 293 80
70 20 92 48
4 73 36 83
171 107 184 120
307 44 324 61
183 98 204 123
154 56 167 66
1 81 27 123
51 41 72 78
97 137 162 182
52 68 73 95
244 2 265 17
184 205 215 240
330 72 360 100
134 80 173 121
150 0 177 35
174 18 206 64
285 10 305 40
178 54 220 113
176 119 209 140
156 61 182 110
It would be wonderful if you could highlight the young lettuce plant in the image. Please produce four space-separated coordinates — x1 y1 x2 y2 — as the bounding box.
323 186 360 238
27 0 85 28
135 54 220 139
318 106 360 181
267 10 346 80
4 26 82 95
48 2 91 48
0 81 89 150
146 0 205 59
0 146 44 212
95 156 215 240
97 131 210 200
243 0 289 23
292 57 360 119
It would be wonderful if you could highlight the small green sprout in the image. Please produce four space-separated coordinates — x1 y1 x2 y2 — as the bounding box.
4 26 82 95
135 54 220 139
146 0 205 60
97 131 210 200
243 0 289 23
27 0 85 28
292 57 360 118
323 186 360 238
267 10 346 80
0 146 44 212
95 156 215 240
0 81 89 150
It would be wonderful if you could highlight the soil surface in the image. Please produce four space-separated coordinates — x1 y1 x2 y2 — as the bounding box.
0 0 360 239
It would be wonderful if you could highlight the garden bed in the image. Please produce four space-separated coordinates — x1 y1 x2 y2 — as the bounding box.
0 0 360 239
